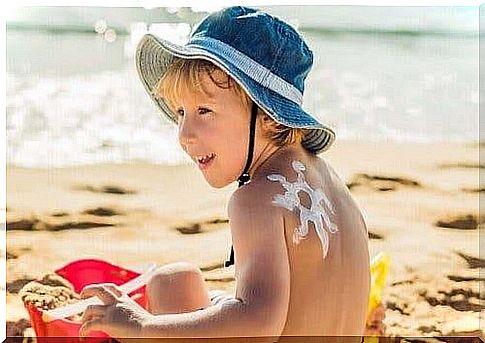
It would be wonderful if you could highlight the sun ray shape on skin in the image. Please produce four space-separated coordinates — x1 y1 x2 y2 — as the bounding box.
267 160 338 259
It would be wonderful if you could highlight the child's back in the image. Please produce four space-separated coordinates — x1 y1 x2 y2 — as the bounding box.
236 144 370 341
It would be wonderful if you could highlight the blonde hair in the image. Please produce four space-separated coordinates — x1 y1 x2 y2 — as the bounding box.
155 57 306 148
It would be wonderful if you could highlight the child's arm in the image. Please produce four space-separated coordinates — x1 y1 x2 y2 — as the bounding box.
141 184 290 339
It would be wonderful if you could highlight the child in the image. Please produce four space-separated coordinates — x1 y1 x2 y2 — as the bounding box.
79 6 383 342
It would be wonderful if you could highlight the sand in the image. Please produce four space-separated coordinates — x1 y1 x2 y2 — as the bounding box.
4 139 484 341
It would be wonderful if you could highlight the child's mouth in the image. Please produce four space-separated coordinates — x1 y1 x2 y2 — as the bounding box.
196 153 216 170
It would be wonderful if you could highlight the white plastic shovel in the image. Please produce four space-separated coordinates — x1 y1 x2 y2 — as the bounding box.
42 262 158 323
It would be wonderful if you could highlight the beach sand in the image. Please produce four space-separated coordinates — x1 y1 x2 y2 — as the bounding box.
5 139 483 341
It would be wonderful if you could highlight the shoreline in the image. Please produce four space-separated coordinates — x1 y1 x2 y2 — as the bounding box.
6 139 481 171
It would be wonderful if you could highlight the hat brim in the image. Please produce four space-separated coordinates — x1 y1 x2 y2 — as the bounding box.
135 33 336 154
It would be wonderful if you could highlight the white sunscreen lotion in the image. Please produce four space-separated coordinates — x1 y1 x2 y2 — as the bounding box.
267 160 338 259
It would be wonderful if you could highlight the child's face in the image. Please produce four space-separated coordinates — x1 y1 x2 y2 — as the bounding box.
175 70 265 188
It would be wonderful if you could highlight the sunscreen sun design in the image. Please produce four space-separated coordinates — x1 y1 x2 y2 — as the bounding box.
267 160 338 259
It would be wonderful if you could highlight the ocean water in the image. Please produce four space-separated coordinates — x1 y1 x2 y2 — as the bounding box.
6 7 479 168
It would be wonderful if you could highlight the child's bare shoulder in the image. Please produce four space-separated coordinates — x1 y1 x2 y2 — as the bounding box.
229 174 286 216
227 174 289 268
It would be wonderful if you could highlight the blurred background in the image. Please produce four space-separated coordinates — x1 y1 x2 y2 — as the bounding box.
5 5 483 341
6 5 479 168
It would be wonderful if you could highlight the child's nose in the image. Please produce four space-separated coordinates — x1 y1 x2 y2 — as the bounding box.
178 117 198 147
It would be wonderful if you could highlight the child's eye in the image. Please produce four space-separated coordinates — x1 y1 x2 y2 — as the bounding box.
176 109 185 117
198 107 212 115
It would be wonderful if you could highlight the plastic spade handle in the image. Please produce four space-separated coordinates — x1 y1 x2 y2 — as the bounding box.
42 262 157 322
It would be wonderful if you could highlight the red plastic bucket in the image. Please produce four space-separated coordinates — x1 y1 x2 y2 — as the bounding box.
24 259 151 343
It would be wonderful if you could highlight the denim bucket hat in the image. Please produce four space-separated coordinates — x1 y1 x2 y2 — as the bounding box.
135 6 336 156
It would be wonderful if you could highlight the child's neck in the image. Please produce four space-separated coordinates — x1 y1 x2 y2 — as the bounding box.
248 143 305 181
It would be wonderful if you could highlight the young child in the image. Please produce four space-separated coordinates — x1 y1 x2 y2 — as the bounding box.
79 6 384 342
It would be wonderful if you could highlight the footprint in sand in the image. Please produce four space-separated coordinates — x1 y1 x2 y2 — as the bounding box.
81 206 123 217
50 211 69 217
7 277 36 294
448 274 485 282
368 231 384 240
204 276 235 282
7 216 116 231
40 221 116 231
434 214 480 230
346 173 422 192
6 251 17 260
200 262 236 283
73 184 137 195
200 262 225 272
205 218 229 224
174 218 229 235
461 187 485 193
6 218 38 231
423 286 485 312
454 251 485 269
438 162 485 169
7 206 125 232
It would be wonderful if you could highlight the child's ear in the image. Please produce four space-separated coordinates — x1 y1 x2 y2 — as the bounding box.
258 113 273 134
262 114 272 122
257 108 270 123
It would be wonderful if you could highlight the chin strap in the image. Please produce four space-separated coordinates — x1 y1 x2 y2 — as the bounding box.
224 102 258 268
236 102 258 187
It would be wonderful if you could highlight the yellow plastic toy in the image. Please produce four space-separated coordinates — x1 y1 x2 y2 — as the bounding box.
363 251 391 343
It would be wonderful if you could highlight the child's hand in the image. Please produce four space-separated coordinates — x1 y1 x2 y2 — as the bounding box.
364 302 386 336
78 283 152 339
